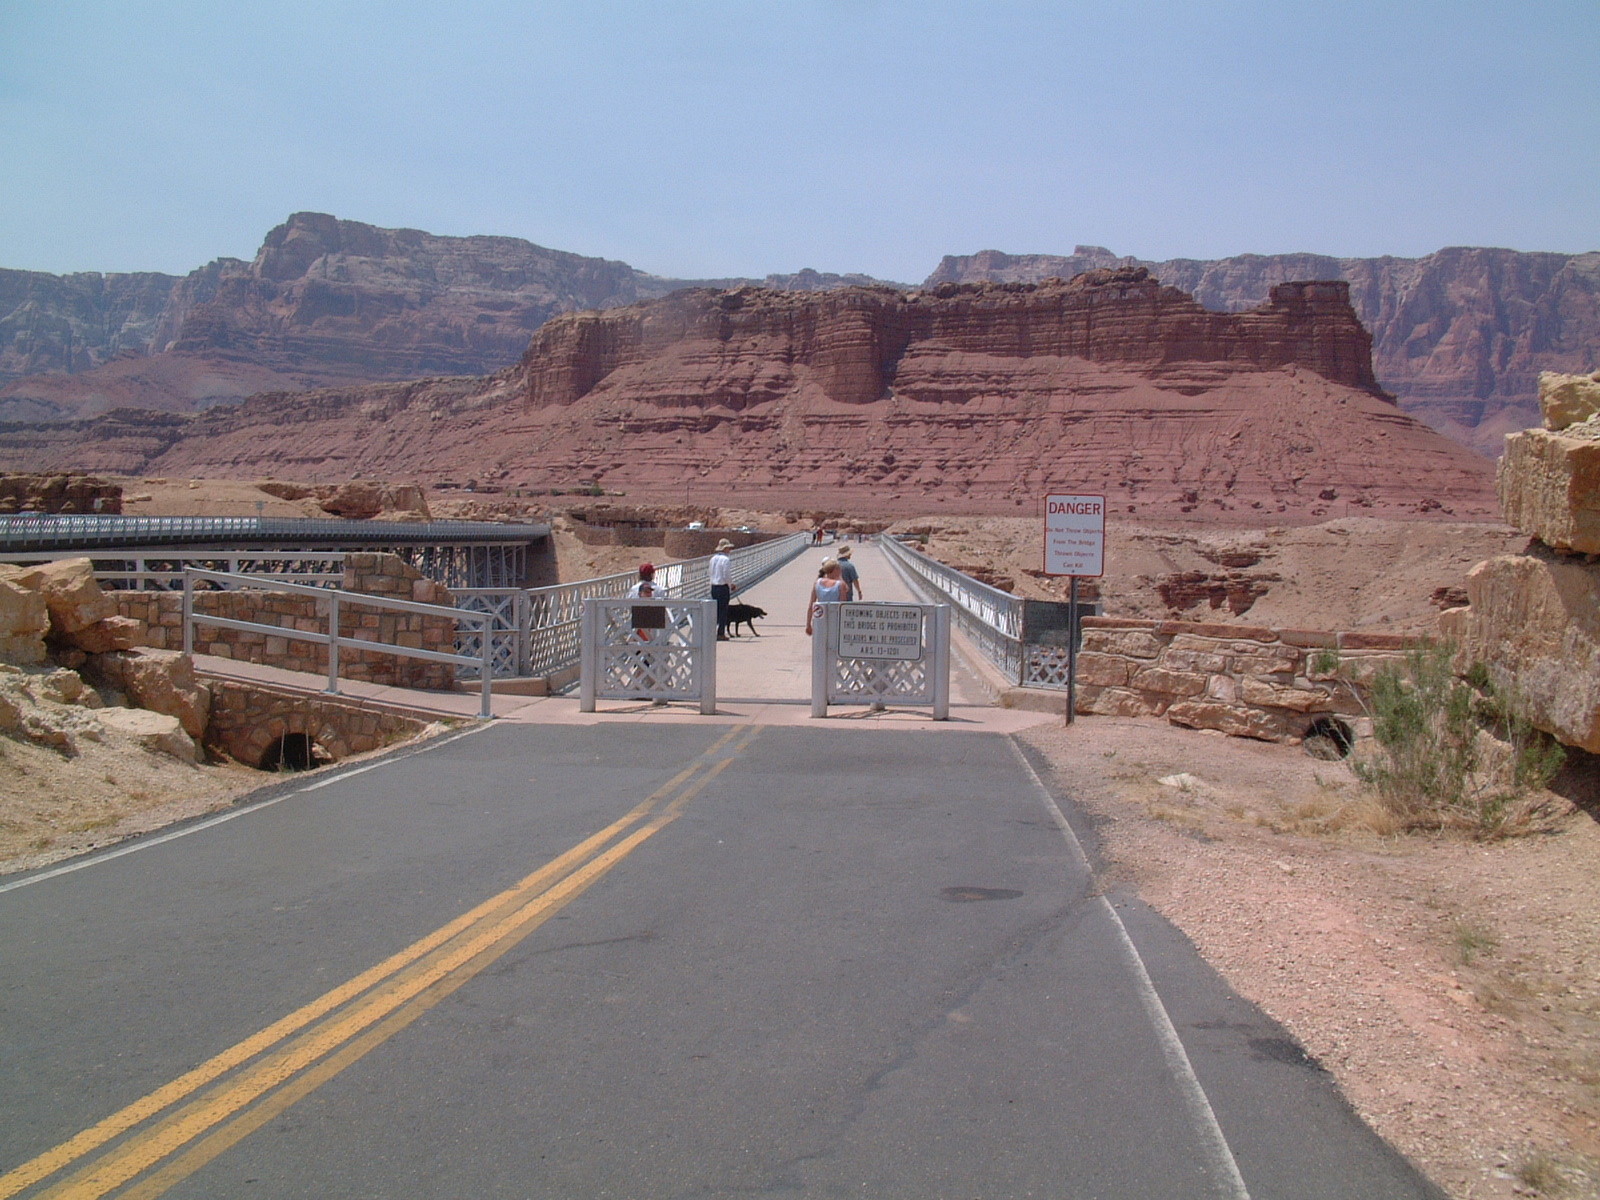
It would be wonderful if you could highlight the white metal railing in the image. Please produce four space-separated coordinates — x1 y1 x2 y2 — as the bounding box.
0 550 349 590
457 532 811 685
181 567 496 718
880 535 1025 683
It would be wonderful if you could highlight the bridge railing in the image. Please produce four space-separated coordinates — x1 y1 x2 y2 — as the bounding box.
879 536 1096 692
181 567 497 717
0 550 350 590
456 531 811 684
879 534 1026 684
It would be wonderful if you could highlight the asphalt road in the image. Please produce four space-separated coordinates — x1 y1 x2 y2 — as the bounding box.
0 721 1444 1199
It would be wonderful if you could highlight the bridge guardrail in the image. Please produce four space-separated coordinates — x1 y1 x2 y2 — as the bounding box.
182 567 497 717
880 535 1026 683
456 531 811 685
879 536 1096 692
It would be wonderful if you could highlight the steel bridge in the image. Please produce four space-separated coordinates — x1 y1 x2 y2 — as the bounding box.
0 515 555 591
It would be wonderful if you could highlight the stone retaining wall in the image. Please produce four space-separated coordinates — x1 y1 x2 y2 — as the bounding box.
661 529 771 558
114 553 459 691
203 677 434 768
1074 616 1417 741
569 521 667 547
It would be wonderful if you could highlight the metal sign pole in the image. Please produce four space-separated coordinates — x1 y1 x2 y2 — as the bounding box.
578 598 597 713
810 603 829 718
1067 576 1078 725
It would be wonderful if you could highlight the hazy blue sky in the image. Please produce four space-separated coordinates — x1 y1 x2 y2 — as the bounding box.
2 1 1595 281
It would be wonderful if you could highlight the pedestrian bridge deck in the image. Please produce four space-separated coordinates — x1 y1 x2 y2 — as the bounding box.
193 542 1054 735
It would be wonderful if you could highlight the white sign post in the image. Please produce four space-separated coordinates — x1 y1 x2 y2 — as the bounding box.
1043 494 1107 724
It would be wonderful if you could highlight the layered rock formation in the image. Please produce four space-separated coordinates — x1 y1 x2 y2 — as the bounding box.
1441 370 1600 751
931 246 1600 455
1496 371 1600 554
6 215 1593 459
0 214 901 422
0 273 1498 521
0 472 120 514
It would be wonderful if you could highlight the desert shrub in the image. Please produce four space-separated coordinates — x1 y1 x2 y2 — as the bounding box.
1348 642 1566 838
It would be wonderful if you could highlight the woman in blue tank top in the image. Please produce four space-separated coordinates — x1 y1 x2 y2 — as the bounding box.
804 559 852 636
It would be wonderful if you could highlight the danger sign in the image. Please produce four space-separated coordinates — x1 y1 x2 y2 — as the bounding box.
1044 494 1105 577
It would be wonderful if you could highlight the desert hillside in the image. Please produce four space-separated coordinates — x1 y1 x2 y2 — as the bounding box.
0 271 1500 524
933 245 1600 455
0 213 900 421
3 215 1592 456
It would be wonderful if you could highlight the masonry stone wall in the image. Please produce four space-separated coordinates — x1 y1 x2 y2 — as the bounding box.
1073 616 1417 742
661 529 772 558
203 677 433 768
114 553 459 691
569 520 666 547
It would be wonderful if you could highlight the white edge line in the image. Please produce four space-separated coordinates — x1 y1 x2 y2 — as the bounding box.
0 724 489 896
1008 739 1252 1200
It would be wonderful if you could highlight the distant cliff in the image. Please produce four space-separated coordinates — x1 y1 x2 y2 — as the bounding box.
0 272 1496 523
0 213 903 421
6 216 1592 456
928 246 1600 454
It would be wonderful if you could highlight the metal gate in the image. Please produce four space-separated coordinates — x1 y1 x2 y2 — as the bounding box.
810 602 951 719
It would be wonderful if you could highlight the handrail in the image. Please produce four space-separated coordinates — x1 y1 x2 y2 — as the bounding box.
456 531 812 684
0 550 351 591
880 535 1025 684
181 567 496 717
0 514 548 551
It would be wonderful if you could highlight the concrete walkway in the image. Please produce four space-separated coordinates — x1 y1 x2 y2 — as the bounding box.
194 541 1054 735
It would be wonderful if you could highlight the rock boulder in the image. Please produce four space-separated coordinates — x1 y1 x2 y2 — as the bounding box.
1496 427 1600 555
85 648 210 738
0 574 49 665
70 615 145 655
1439 550 1600 753
1538 370 1600 431
96 706 198 762
7 558 116 634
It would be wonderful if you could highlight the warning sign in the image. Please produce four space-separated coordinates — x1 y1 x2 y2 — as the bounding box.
1044 494 1106 577
838 605 924 661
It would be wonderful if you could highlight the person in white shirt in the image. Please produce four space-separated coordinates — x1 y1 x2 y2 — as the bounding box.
626 562 660 598
709 539 736 641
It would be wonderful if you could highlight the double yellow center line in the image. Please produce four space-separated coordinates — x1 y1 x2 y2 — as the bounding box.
3 724 762 1200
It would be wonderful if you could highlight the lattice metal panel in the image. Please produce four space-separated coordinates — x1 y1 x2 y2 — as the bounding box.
454 591 522 680
584 598 716 708
828 654 935 705
1023 645 1074 691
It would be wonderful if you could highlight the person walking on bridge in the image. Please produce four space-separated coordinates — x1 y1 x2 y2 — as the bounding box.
805 558 850 637
837 544 863 600
709 539 736 641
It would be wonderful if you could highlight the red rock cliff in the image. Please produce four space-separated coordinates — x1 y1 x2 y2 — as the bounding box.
519 269 1380 412
0 271 1496 523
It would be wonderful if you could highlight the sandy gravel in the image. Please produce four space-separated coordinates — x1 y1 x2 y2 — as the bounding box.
0 722 264 874
1022 716 1600 1200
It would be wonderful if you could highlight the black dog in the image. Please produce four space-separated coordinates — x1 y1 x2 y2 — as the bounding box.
724 603 767 637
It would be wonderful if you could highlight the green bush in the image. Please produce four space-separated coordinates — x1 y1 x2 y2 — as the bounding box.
1349 642 1565 837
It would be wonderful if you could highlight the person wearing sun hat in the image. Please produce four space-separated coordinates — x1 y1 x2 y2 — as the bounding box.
836 544 863 600
709 539 736 640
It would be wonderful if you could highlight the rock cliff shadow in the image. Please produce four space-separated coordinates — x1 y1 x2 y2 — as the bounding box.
1551 745 1600 823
